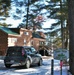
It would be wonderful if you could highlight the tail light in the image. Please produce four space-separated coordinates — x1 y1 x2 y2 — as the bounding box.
22 49 25 56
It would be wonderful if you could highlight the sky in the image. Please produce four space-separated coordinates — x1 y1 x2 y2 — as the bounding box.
3 17 56 29
42 19 56 28
0 57 69 75
5 17 22 28
2 16 56 33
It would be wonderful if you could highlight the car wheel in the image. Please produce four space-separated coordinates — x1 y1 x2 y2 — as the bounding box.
5 64 11 68
25 59 30 69
38 59 42 66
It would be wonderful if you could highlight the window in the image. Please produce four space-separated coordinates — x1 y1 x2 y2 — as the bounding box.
24 32 29 35
30 47 36 52
11 38 17 43
39 41 43 45
8 38 17 43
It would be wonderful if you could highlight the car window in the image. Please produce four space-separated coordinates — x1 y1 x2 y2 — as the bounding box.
30 47 36 53
25 48 31 54
6 47 22 56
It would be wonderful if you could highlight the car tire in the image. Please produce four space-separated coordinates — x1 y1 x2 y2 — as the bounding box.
38 59 42 66
25 59 30 69
5 64 11 68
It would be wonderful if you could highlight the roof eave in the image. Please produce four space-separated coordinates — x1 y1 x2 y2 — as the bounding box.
8 34 20 37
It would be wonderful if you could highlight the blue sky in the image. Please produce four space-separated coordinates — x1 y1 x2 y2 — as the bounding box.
4 18 56 28
43 19 56 28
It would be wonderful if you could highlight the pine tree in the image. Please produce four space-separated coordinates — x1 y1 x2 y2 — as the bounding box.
0 0 11 27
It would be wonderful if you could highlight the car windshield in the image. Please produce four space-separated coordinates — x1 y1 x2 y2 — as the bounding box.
6 47 22 56
25 47 36 53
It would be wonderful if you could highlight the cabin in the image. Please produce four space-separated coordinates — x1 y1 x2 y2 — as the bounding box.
0 27 46 56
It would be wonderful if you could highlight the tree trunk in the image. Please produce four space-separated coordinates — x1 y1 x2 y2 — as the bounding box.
26 0 29 29
68 0 74 74
64 20 69 49
60 0 64 48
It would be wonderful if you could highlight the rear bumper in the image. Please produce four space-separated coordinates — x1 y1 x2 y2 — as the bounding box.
12 62 26 67
5 61 26 67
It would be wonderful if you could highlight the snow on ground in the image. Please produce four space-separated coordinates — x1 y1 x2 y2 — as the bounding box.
0 57 69 75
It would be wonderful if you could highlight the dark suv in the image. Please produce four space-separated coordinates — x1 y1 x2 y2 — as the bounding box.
4 46 43 68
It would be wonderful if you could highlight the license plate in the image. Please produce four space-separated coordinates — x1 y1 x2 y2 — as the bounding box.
10 60 14 63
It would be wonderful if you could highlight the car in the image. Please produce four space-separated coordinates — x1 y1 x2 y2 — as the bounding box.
4 46 43 68
38 49 52 56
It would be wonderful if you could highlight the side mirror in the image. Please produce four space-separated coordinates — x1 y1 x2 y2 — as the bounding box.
35 51 38 54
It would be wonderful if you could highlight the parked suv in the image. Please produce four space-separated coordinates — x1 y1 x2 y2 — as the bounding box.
4 46 43 68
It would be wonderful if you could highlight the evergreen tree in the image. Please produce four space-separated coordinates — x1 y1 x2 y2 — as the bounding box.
46 0 68 49
0 0 11 27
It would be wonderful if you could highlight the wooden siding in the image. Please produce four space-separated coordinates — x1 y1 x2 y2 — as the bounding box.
0 30 8 55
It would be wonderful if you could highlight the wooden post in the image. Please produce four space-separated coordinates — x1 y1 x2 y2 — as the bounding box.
60 60 63 75
51 59 54 75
